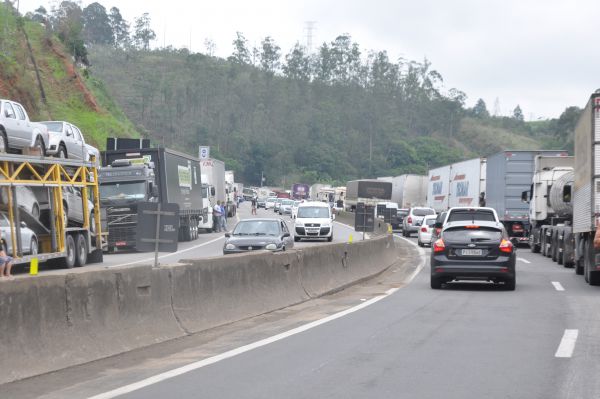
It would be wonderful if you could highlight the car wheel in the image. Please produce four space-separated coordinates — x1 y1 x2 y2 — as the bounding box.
57 145 67 159
430 276 442 289
30 237 38 255
327 235 333 242
0 130 7 153
504 276 516 291
575 257 584 275
418 240 423 247
64 234 76 269
294 236 300 242
74 233 88 267
34 136 46 156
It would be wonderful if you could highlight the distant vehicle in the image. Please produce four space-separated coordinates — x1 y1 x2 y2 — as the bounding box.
223 218 294 254
257 197 267 208
402 207 436 237
61 186 95 230
430 220 516 290
393 208 409 231
431 211 447 241
378 174 428 208
294 201 334 242
38 121 98 161
291 183 310 200
242 187 257 201
274 198 283 213
0 99 49 154
417 215 437 247
265 197 277 209
345 180 392 212
0 212 38 256
280 199 294 215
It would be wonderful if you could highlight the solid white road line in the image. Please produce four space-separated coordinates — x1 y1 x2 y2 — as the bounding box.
517 257 531 264
552 281 565 291
88 291 398 399
107 236 225 268
555 329 579 358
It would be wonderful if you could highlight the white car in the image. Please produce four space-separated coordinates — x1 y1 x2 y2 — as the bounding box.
402 207 436 237
279 199 294 215
417 214 438 247
265 197 277 209
294 201 334 242
0 99 49 154
39 121 99 161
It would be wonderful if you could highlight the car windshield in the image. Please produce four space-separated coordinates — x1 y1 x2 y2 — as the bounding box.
447 209 496 223
298 207 329 218
267 197 276 202
413 208 435 216
282 200 294 205
233 220 280 236
100 182 146 200
443 227 502 243
40 121 63 132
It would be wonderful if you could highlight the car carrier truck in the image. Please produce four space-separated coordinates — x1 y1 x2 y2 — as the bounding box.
100 143 206 251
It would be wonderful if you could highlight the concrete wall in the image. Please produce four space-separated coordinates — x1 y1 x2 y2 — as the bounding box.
0 234 409 384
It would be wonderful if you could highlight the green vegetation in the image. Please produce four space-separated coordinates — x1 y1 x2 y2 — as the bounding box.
0 2 138 148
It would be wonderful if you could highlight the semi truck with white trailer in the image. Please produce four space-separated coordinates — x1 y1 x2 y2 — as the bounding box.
522 155 574 265
427 165 451 212
427 158 486 212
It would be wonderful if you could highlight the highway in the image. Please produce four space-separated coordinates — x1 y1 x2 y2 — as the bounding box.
5 234 600 399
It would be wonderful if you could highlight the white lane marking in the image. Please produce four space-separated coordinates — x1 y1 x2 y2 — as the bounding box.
552 282 565 291
518 257 531 264
394 234 418 247
87 291 397 399
107 236 225 268
555 329 579 358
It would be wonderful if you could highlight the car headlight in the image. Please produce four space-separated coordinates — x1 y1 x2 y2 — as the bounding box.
265 243 277 250
225 243 236 250
295 222 304 227
321 223 331 228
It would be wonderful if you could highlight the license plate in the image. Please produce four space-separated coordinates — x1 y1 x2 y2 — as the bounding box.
461 249 483 256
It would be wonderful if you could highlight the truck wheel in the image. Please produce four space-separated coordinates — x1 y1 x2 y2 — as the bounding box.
64 234 76 269
541 233 547 256
551 233 558 262
75 233 88 267
575 258 584 275
530 232 540 253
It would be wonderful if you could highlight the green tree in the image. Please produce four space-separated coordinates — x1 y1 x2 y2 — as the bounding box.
472 98 489 118
26 6 48 24
132 13 155 50
51 1 88 64
513 105 524 121
229 32 250 64
82 2 112 45
283 43 311 81
259 36 281 74
109 7 129 48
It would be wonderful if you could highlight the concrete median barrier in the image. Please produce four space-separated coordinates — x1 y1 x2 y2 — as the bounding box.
1 234 412 385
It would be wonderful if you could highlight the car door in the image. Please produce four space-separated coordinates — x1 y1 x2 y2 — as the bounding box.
63 123 78 159
280 220 292 248
71 125 86 160
13 103 31 146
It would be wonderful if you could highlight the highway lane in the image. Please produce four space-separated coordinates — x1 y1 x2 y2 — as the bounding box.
7 236 600 398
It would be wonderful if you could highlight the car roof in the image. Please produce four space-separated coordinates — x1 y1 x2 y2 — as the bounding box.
448 206 497 213
299 201 330 207
423 214 437 220
236 218 282 223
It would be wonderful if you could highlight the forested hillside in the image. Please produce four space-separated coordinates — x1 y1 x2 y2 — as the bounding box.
11 1 575 186
0 2 137 147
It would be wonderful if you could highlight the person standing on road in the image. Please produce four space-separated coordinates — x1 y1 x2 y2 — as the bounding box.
213 200 223 232
251 196 257 215
221 202 227 231
0 231 14 278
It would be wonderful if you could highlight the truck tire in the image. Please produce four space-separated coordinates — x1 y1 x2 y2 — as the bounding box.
541 232 547 256
530 231 540 253
75 233 88 267
583 239 600 285
551 231 559 262
64 234 76 269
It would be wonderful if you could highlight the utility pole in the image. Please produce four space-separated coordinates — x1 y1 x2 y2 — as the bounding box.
260 171 264 187
304 21 316 53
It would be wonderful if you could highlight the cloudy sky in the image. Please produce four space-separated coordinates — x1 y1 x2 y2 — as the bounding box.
18 0 600 119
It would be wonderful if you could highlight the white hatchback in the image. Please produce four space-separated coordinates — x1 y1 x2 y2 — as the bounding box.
294 201 334 242
417 215 438 247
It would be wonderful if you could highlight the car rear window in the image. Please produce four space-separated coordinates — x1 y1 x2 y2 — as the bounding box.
413 208 435 216
447 209 496 223
424 218 436 227
443 227 502 243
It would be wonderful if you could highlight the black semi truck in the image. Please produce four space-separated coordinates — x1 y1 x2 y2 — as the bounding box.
100 141 205 252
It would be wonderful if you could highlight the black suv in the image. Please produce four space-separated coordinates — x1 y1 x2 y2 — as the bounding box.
430 220 516 290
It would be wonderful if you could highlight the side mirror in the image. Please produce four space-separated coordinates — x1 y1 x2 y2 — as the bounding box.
282 232 290 238
224 232 231 238
563 185 572 203
211 187 216 196
521 190 529 203
20 221 26 228
150 184 159 197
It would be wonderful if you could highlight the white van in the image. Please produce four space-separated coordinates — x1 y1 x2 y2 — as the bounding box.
294 201 334 242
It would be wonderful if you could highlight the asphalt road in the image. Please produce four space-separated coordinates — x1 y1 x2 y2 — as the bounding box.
5 235 600 398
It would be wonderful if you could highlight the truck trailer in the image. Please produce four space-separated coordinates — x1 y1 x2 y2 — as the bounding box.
379 174 427 208
100 145 206 251
201 158 236 218
345 179 393 211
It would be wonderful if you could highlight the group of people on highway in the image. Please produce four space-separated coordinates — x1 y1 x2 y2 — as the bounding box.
213 201 229 232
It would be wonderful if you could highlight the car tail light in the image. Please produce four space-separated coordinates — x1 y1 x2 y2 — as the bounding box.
421 227 427 232
465 225 479 229
512 224 523 232
407 216 412 224
499 239 513 253
433 239 445 253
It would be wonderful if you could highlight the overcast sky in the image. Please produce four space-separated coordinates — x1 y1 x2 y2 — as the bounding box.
17 0 600 119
